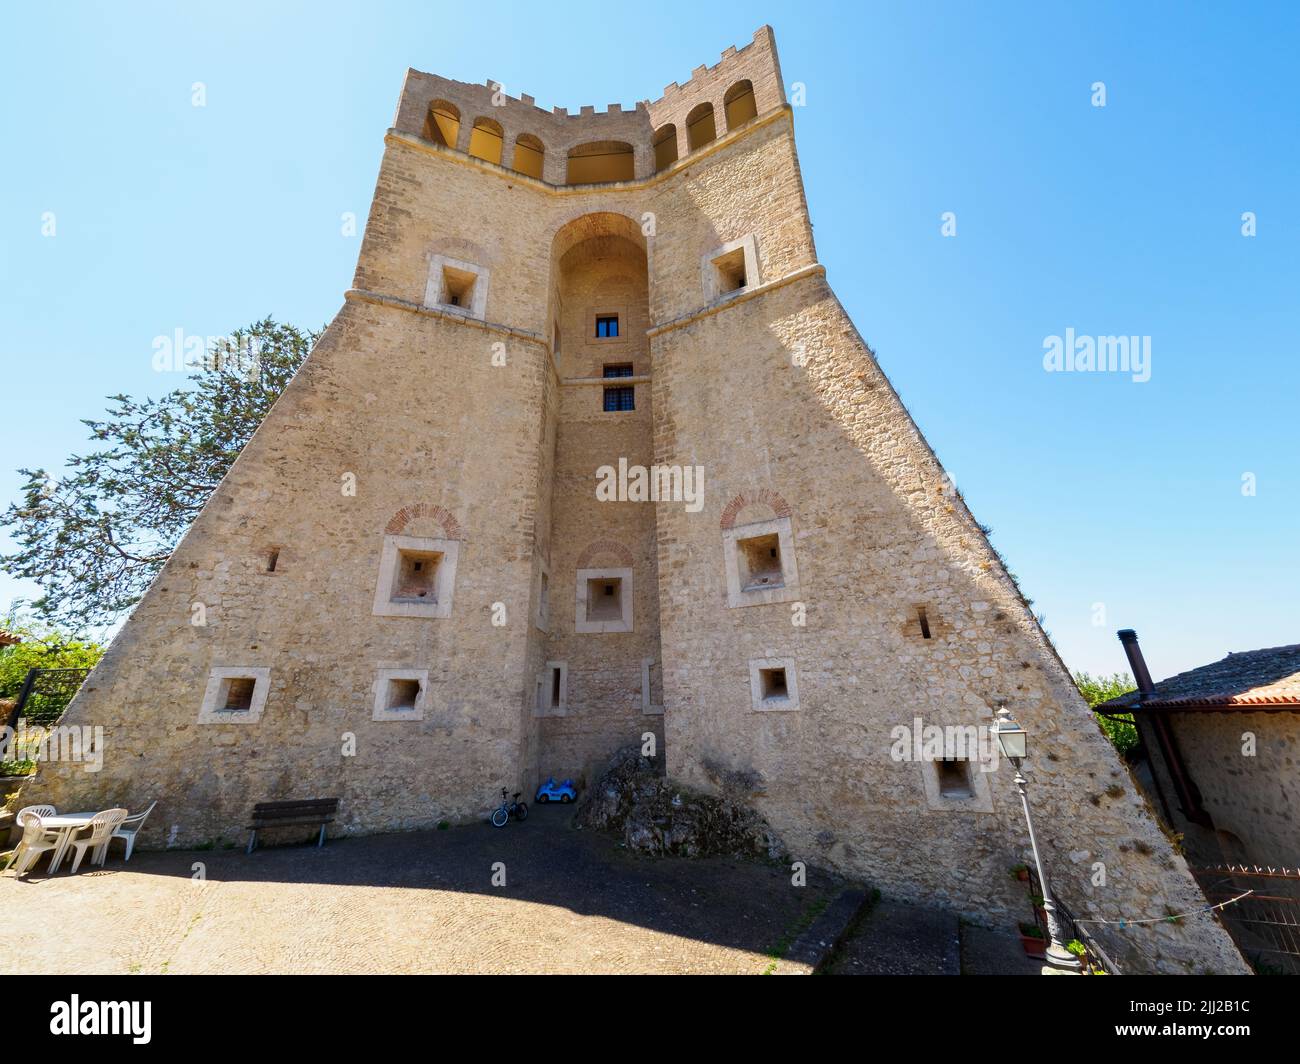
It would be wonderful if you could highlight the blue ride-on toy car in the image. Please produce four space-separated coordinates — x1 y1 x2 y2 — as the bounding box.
535 777 578 804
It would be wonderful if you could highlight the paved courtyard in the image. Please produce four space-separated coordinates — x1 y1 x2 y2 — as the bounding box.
0 806 842 975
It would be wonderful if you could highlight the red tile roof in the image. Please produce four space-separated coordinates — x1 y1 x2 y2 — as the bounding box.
1100 643 1300 712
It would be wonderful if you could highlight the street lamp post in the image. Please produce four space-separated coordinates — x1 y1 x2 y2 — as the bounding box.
991 705 1081 972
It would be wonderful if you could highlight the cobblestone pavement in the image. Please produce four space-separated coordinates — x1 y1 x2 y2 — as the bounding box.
0 807 839 974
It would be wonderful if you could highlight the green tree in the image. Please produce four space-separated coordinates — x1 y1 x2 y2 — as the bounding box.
1 318 318 629
0 611 105 700
1074 670 1139 758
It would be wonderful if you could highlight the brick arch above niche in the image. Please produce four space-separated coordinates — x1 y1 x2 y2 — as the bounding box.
719 489 792 530
385 503 464 540
576 539 635 569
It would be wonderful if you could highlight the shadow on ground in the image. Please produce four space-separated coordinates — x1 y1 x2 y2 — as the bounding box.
1 805 846 974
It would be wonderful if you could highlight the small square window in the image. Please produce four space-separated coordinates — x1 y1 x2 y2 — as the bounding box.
223 677 256 711
759 667 788 702
936 759 973 799
595 315 619 338
702 235 759 303
424 254 489 319
712 247 747 294
602 363 634 378
724 517 799 608
198 666 271 724
749 657 799 711
737 532 783 591
441 265 477 309
373 535 459 619
586 577 623 622
603 386 635 412
391 549 443 603
385 678 421 712
575 567 633 633
372 668 429 721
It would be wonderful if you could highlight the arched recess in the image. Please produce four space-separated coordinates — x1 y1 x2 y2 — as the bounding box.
513 133 545 179
724 80 757 130
549 211 647 269
566 141 635 185
653 124 678 171
422 100 461 147
685 102 716 150
467 117 504 165
547 211 649 377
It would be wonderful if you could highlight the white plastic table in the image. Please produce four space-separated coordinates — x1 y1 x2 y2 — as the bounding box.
39 812 97 873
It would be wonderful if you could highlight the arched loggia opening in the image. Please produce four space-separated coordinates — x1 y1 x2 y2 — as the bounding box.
566 141 635 185
422 100 461 146
724 80 757 130
653 124 678 171
685 102 716 150
467 117 504 165
513 133 545 179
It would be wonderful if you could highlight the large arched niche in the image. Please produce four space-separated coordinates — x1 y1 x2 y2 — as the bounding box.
548 210 647 264
545 212 651 374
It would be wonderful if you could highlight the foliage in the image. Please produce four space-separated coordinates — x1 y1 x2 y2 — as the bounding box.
1 318 318 628
0 611 105 700
1074 670 1139 758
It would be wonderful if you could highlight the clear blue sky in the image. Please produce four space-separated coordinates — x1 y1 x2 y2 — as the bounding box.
1 1 1296 679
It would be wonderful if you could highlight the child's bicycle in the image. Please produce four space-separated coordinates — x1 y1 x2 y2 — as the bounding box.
490 788 528 827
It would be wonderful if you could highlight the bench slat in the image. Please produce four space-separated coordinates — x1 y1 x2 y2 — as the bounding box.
245 798 340 854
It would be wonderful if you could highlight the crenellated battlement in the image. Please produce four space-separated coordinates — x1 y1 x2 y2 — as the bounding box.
392 25 785 186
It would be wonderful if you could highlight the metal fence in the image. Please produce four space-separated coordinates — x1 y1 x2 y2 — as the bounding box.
1026 865 1122 974
4 667 92 731
1191 865 1300 975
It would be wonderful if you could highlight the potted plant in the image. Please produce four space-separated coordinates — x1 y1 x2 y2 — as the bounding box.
1010 863 1030 882
1029 893 1047 926
1066 938 1087 971
1018 921 1046 959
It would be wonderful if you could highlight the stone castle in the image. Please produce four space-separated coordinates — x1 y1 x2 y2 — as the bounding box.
28 26 1246 972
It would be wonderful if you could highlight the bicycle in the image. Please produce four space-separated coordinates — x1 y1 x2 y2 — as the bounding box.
490 788 528 827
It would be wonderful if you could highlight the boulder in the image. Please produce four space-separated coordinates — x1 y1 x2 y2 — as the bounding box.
576 745 784 860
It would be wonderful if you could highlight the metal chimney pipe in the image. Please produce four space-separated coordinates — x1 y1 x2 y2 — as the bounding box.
1117 629 1155 696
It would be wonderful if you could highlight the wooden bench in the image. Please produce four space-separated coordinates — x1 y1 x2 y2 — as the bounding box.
246 798 339 854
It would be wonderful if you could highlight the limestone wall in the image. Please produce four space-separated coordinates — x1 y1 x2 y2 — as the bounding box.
24 299 548 840
1140 710 1300 866
20 27 1251 972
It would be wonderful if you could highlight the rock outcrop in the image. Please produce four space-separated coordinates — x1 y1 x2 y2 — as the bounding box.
576 746 784 860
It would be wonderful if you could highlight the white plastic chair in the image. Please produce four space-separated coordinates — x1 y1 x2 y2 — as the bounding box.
65 809 127 874
104 801 156 863
7 808 62 875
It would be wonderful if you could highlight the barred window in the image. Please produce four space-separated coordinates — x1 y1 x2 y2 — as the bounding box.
602 363 634 378
603 385 635 412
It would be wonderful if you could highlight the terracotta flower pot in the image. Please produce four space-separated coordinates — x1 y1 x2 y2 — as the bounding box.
1019 934 1046 960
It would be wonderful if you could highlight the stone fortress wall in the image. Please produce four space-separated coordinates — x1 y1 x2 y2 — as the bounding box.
23 25 1248 973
